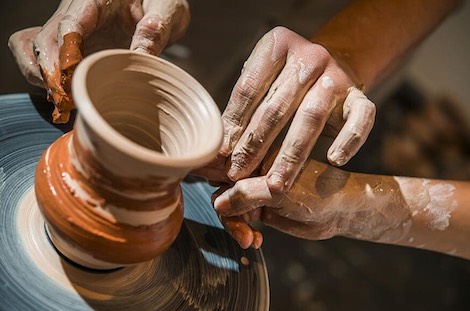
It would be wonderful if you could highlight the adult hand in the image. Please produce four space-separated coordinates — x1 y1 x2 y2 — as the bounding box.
219 26 376 192
9 0 190 123
214 154 410 249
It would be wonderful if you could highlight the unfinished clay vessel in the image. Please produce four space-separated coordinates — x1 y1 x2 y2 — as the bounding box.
35 50 223 269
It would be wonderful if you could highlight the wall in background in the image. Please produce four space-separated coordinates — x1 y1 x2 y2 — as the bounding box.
406 0 470 120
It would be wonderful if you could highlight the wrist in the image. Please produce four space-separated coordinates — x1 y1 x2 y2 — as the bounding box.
336 173 411 241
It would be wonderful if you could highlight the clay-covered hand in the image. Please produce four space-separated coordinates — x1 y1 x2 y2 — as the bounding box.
214 156 410 249
8 0 190 123
218 26 376 192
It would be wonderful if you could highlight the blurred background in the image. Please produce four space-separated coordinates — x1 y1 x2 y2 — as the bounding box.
1 0 469 310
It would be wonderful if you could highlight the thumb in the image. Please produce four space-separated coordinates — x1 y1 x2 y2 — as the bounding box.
8 27 43 88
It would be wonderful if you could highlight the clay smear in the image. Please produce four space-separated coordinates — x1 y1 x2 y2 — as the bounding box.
395 177 457 231
39 32 83 123
423 180 457 230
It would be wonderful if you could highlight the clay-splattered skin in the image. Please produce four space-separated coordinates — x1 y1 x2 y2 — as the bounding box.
217 27 376 193
197 0 463 207
190 0 467 256
210 152 470 259
9 0 190 123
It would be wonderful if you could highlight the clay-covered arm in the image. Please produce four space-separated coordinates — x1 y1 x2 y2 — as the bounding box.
214 158 470 260
201 0 462 197
313 0 463 90
389 178 470 259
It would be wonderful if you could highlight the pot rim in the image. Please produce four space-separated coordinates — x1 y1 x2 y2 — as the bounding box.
72 49 223 169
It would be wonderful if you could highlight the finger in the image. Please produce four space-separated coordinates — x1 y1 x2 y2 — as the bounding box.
214 176 273 216
57 1 99 46
130 0 190 55
252 228 263 249
220 215 263 249
220 27 289 157
34 14 65 114
33 0 74 74
327 87 376 166
227 38 323 181
266 75 337 192
8 27 43 87
227 31 326 181
32 0 91 123
247 208 263 222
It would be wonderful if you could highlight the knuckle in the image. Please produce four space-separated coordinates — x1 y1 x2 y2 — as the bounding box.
231 78 258 106
281 152 300 166
8 31 21 48
309 43 331 62
345 124 364 143
299 101 329 124
263 97 290 125
363 99 377 117
280 142 304 165
231 148 254 169
137 15 162 35
270 26 292 37
221 115 243 140
238 133 262 158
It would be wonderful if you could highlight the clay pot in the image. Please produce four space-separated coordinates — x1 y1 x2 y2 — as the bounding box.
35 50 223 269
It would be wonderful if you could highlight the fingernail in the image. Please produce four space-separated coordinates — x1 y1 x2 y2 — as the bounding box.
214 191 230 214
267 174 285 192
252 233 263 249
329 149 347 166
232 231 245 248
227 165 241 181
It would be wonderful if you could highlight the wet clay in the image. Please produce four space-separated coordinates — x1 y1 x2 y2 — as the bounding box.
34 49 223 268
40 32 83 123
35 131 184 266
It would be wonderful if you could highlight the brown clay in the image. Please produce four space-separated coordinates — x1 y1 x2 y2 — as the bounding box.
34 50 223 268
35 132 184 265
40 32 83 124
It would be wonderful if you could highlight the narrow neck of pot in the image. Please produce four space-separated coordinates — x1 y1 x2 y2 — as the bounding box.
71 50 223 179
70 120 182 212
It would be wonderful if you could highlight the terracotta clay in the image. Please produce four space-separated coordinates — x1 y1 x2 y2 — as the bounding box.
35 50 223 269
39 32 83 123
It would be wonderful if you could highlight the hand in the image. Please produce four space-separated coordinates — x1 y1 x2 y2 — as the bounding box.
9 0 190 123
218 26 376 192
213 154 411 249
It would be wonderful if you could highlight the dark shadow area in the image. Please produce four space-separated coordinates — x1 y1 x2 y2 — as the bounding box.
29 93 76 133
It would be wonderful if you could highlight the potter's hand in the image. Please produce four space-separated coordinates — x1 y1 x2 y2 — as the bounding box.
214 155 410 249
219 26 375 192
8 0 190 123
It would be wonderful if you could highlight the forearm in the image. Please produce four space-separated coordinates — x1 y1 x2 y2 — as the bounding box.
285 160 470 259
385 177 470 259
312 0 463 90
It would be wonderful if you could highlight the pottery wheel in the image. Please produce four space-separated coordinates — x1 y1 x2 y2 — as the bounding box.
0 94 269 311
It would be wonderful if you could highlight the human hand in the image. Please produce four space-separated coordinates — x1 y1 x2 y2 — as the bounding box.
9 0 190 123
213 154 411 249
218 26 376 192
